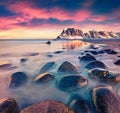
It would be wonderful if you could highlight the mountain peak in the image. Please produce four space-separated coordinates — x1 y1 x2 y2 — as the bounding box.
57 28 120 39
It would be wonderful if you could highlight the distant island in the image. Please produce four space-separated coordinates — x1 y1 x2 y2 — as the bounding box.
56 28 120 40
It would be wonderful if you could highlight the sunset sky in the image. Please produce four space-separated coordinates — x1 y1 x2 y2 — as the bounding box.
0 0 120 39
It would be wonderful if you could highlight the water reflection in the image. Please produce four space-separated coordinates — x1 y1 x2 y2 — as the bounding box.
63 40 90 50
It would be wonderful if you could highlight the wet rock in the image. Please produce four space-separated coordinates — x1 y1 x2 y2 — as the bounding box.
46 41 51 45
104 49 117 54
9 72 27 88
68 94 91 113
114 59 120 65
39 62 55 73
0 97 19 113
34 72 54 84
85 50 98 55
79 54 96 63
0 63 12 70
58 61 79 74
20 100 74 113
25 52 39 56
92 85 120 113
54 51 64 54
97 50 105 54
56 75 88 91
20 58 28 63
85 60 108 70
46 54 53 57
88 68 120 83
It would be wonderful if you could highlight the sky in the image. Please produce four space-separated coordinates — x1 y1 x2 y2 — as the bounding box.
0 0 120 39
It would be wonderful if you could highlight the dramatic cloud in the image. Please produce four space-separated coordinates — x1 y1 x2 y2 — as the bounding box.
0 0 119 38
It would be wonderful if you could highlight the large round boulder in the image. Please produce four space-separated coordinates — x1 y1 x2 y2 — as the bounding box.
58 61 79 74
88 68 120 83
8 72 27 88
68 94 91 113
85 60 108 70
34 72 54 84
56 75 88 91
92 85 120 113
20 100 74 113
39 62 55 73
79 53 96 63
0 97 19 113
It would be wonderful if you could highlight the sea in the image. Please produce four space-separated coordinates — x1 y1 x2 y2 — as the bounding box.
0 39 120 111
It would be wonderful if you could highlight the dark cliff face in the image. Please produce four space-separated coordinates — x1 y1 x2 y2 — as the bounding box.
57 28 119 39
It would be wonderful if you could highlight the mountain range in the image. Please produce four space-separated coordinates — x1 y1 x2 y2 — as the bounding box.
57 28 120 39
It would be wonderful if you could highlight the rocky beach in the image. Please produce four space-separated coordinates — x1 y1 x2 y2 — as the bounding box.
0 39 120 113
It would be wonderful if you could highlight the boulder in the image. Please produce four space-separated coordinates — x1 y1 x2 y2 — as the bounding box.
85 60 108 70
34 72 54 84
84 50 98 55
0 97 19 113
68 94 91 113
56 75 88 91
114 59 120 65
80 54 96 63
39 62 55 73
58 61 79 74
20 100 74 113
92 85 120 113
8 72 27 88
104 49 117 54
88 68 120 83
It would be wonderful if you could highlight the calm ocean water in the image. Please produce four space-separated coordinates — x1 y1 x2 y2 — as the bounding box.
0 39 120 111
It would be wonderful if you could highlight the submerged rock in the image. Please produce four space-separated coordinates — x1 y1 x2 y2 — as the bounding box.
0 63 12 70
88 68 120 83
85 50 98 55
20 100 74 113
8 72 27 88
34 72 54 84
20 58 28 63
85 60 108 70
58 61 79 74
56 75 88 91
39 62 55 73
46 41 51 45
92 85 120 113
24 52 39 56
54 51 64 54
68 94 91 113
104 49 117 54
0 97 19 113
114 59 120 65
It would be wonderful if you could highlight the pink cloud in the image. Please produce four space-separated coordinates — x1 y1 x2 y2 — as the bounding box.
90 15 108 22
7 1 91 22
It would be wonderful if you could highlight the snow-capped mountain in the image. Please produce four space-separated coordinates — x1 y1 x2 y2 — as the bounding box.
57 28 120 39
